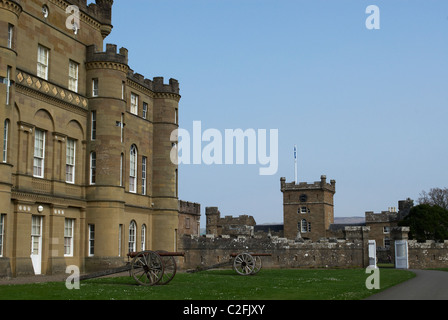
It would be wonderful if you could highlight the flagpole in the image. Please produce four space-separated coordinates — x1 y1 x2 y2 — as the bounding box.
294 145 298 184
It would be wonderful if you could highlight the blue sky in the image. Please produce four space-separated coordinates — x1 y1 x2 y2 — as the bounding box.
106 1 448 225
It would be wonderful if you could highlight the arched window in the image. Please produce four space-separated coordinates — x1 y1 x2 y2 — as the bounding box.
141 224 146 251
128 220 136 253
301 219 308 233
129 145 137 193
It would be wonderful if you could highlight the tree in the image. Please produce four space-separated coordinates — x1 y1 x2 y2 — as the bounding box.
398 204 448 242
417 187 448 210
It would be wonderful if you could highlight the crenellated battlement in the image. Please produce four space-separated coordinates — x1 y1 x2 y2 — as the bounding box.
86 43 128 65
179 200 201 216
127 70 180 95
65 0 113 25
280 175 336 193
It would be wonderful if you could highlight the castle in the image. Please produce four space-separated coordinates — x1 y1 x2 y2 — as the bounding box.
1 1 446 279
0 0 182 277
206 175 336 241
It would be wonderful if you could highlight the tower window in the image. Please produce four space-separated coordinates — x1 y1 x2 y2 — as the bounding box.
92 78 99 97
7 24 13 49
90 152 96 185
300 219 308 233
142 102 148 119
129 145 137 193
91 111 96 140
3 119 9 163
130 93 138 115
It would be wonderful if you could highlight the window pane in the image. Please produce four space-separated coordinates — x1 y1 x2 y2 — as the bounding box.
37 46 48 79
68 61 78 92
130 93 138 115
33 130 45 177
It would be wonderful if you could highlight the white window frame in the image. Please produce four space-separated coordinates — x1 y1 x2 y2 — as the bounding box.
141 224 146 251
142 156 147 195
31 215 42 256
5 66 11 105
91 111 96 140
130 93 138 115
64 218 74 257
0 214 5 257
129 145 137 193
3 119 9 163
118 224 122 257
92 78 99 97
33 129 45 178
142 102 148 119
90 152 96 185
88 224 94 257
68 60 79 92
66 138 76 184
37 45 49 80
128 220 136 253
120 153 124 187
301 219 308 233
7 24 13 49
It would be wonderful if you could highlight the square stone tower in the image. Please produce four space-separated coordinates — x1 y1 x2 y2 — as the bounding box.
281 175 336 241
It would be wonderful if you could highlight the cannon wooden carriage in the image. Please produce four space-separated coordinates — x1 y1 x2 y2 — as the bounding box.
79 250 184 286
187 252 272 276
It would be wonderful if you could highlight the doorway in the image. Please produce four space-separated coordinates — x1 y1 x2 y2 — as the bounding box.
30 215 42 275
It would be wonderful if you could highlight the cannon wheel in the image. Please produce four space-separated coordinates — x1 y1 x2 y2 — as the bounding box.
251 255 262 275
156 250 177 285
130 250 164 286
233 253 256 275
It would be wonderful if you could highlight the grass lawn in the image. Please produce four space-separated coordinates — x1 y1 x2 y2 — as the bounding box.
0 268 415 300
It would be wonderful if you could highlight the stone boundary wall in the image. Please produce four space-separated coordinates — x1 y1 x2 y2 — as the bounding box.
408 240 448 269
178 235 368 271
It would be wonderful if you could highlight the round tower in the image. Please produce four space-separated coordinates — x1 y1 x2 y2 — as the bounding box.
151 77 181 251
84 43 128 267
0 0 21 207
0 0 21 118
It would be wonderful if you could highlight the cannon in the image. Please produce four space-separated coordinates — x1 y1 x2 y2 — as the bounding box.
79 250 184 286
187 252 272 276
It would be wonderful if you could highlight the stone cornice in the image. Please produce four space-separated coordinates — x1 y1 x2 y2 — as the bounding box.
15 69 88 116
85 61 128 73
0 0 23 17
153 92 181 102
11 190 86 209
127 79 155 98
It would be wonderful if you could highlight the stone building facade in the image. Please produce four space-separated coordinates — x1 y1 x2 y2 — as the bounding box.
281 175 336 241
179 200 200 237
205 206 256 237
364 199 413 249
0 0 180 278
